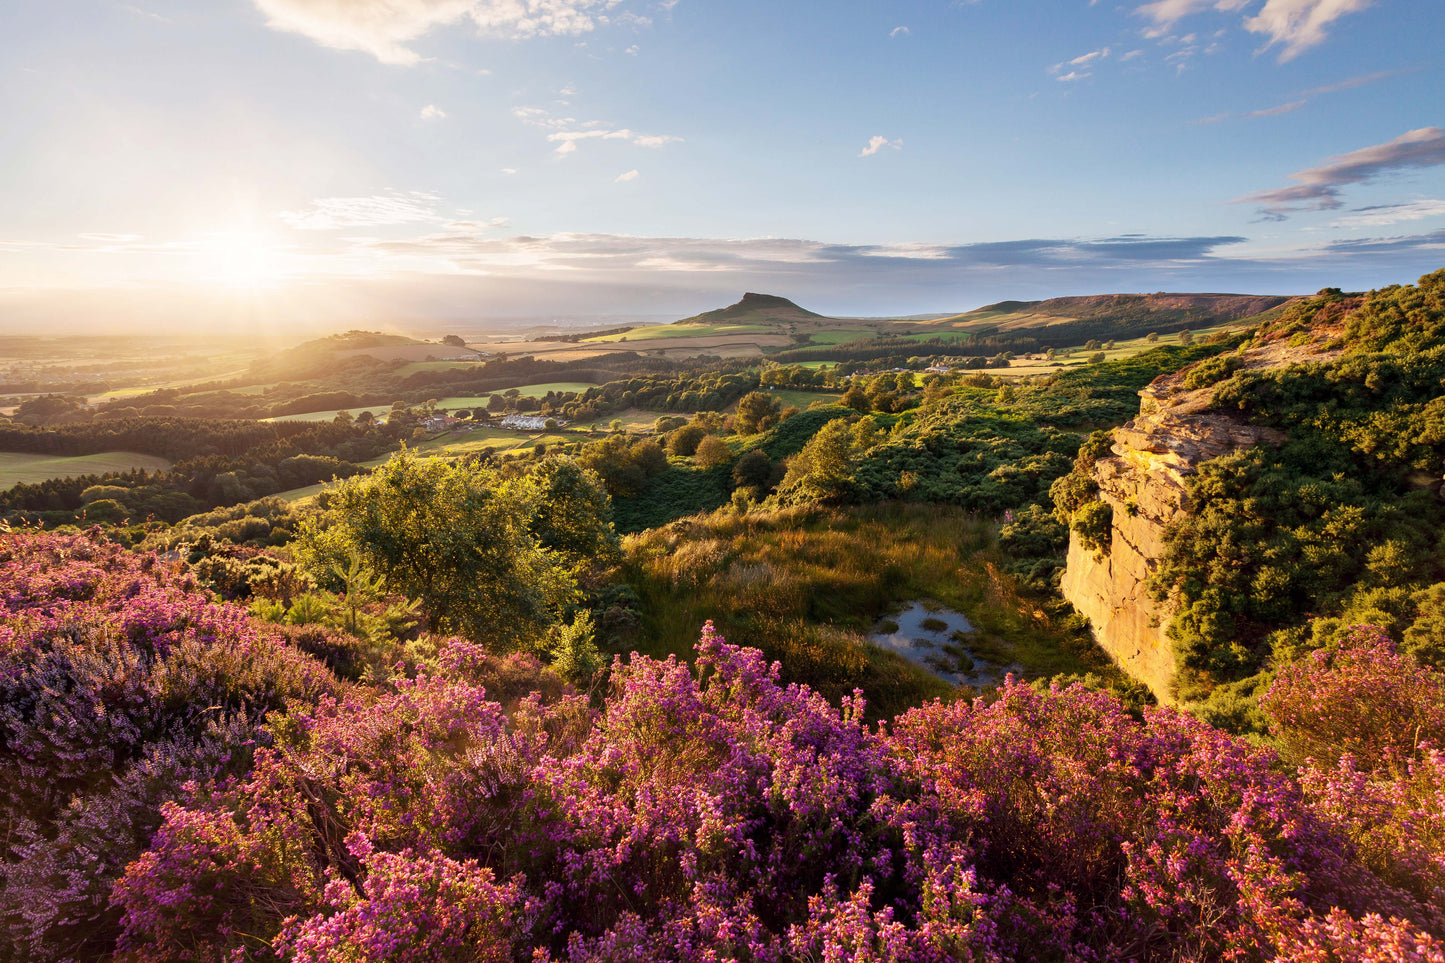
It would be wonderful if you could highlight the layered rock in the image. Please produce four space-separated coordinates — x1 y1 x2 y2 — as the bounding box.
1058 337 1325 701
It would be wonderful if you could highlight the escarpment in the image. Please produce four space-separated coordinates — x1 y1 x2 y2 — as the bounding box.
1060 332 1337 702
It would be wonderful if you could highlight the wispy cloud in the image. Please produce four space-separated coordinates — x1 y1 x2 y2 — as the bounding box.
515 105 680 155
1136 0 1248 38
1299 68 1404 97
1134 0 1372 60
1332 200 1445 228
1191 68 1401 125
420 104 447 120
1193 98 1305 123
859 135 901 157
1236 127 1445 218
253 0 634 66
614 169 639 182
1244 0 1373 61
278 191 446 230
549 129 681 154
890 25 910 38
1050 46 1110 80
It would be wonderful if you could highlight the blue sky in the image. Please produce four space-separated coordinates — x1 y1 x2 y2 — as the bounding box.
1 0 1442 332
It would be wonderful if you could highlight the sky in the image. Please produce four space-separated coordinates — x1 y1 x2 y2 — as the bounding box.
1 0 1443 334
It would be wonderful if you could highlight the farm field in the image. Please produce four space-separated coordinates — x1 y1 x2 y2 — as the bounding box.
998 323 1251 378
0 451 171 488
510 381 596 398
265 405 395 423
767 388 842 408
394 360 486 377
806 327 873 345
585 322 771 342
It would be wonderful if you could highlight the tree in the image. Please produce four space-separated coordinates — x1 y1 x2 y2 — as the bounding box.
1178 329 1194 345
1146 332 1159 342
841 385 871 414
732 449 773 493
780 418 855 503
441 334 467 347
734 391 782 434
694 435 733 468
515 457 621 584
666 424 707 457
296 450 576 650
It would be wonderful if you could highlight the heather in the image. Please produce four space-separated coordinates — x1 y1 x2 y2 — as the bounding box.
0 529 341 960
105 616 1445 962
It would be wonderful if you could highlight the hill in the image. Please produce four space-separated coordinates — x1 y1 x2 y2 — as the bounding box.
676 292 826 327
923 292 1291 340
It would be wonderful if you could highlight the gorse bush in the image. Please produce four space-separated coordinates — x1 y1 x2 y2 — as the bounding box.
1153 272 1445 711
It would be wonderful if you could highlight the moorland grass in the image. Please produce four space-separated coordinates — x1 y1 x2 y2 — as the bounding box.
620 502 1123 720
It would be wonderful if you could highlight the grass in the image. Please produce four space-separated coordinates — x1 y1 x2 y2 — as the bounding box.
586 323 771 343
806 328 873 345
767 388 842 409
619 502 1121 721
433 396 494 409
509 381 596 398
394 360 486 377
0 451 172 488
265 405 396 423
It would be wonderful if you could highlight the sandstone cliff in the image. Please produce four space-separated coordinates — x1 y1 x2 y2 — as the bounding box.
1059 333 1336 702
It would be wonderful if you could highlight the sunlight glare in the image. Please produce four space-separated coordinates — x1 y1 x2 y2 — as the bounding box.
201 231 289 290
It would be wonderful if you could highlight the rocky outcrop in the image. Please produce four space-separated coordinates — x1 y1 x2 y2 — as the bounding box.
1059 334 1331 702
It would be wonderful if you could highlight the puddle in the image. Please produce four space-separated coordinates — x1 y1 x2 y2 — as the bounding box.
869 601 1021 689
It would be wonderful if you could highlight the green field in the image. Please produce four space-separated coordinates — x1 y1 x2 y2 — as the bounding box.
0 451 172 488
266 405 395 423
806 328 873 345
586 323 770 343
904 331 971 344
508 381 595 398
433 396 492 409
394 360 487 378
768 388 842 408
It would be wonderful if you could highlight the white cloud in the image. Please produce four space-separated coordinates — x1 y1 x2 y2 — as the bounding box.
1332 200 1445 228
859 135 901 157
547 128 681 154
889 25 910 38
1135 0 1249 35
1244 0 1373 61
1055 71 1088 82
500 167 518 174
420 104 447 120
278 191 445 230
625 43 639 54
253 0 629 65
1135 0 1370 58
615 169 640 182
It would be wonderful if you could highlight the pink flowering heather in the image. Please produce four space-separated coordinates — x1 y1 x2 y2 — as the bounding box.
1261 625 1445 768
110 619 1445 962
0 529 340 961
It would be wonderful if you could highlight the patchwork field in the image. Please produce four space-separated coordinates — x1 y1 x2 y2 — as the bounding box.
0 451 172 488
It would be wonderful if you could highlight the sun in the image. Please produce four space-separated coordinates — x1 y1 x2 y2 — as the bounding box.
201 231 289 290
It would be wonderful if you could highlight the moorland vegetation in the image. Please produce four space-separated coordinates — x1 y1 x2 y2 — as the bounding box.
1 277 1443 959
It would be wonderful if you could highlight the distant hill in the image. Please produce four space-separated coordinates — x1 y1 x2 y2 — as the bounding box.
677 293 826 327
925 293 1291 337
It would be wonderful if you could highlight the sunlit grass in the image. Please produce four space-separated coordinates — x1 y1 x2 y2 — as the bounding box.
620 502 1115 720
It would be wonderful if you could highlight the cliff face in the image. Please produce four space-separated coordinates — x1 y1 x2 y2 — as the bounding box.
1060 335 1332 701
